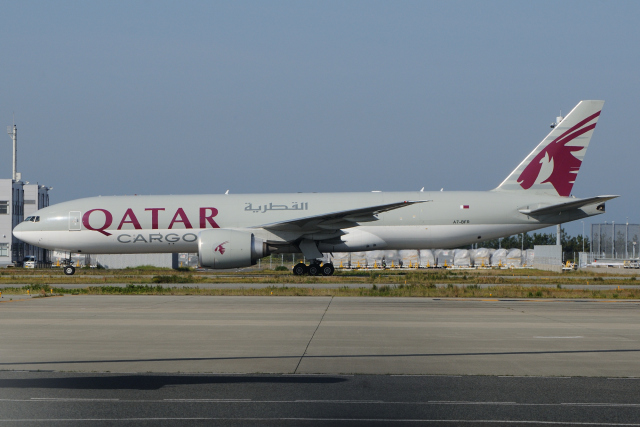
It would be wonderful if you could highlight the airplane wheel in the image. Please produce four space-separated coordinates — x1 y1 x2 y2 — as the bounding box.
321 263 335 276
308 263 321 276
63 266 76 276
293 263 308 276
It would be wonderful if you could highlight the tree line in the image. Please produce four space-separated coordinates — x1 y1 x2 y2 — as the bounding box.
477 228 589 258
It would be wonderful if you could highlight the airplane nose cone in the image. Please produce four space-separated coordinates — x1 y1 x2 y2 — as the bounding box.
13 222 31 243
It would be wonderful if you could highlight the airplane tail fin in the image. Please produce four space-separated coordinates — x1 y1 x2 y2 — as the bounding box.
493 100 604 196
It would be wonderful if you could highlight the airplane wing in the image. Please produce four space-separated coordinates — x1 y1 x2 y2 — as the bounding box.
256 200 430 233
519 195 618 216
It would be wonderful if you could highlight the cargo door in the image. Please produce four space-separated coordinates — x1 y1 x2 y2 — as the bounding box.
69 211 81 231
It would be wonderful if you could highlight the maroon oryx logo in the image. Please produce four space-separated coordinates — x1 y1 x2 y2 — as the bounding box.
517 110 600 197
215 241 229 255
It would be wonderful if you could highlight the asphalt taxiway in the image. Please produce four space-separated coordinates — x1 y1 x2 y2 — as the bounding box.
2 372 640 426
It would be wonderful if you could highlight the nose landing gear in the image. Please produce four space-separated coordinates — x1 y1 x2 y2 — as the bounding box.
292 261 335 276
61 257 76 275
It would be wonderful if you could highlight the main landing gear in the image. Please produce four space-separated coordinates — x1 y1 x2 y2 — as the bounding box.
292 261 335 276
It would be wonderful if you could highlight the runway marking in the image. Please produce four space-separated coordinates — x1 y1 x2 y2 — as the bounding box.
295 399 384 403
282 373 354 377
1 418 640 425
30 398 120 402
163 398 250 402
498 376 571 378
3 399 637 407
562 403 640 407
391 374 462 377
534 336 584 339
429 400 516 405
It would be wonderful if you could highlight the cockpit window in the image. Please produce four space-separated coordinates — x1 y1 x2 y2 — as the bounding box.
35 216 40 222
24 216 33 222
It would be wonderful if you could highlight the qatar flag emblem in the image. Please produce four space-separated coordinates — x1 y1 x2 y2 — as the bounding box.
460 205 469 209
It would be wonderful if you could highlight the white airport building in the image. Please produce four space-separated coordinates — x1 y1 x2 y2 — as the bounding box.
0 124 52 267
0 180 51 267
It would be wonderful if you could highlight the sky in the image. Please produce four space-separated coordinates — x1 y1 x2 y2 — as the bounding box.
1 0 638 237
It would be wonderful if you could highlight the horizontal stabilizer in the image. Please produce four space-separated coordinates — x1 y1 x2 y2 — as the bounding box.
257 200 430 233
519 195 618 216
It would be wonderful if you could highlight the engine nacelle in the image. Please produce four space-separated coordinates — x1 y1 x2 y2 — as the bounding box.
198 229 269 269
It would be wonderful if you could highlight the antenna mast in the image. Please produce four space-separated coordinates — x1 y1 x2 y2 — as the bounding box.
7 122 17 181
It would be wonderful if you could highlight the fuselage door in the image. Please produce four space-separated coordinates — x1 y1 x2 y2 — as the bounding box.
69 211 81 231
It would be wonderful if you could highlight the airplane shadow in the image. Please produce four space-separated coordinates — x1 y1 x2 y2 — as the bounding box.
0 374 348 390
2 348 639 390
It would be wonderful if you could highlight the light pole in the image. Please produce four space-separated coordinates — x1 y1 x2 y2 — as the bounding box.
626 218 629 259
581 221 585 253
634 242 637 260
612 221 615 259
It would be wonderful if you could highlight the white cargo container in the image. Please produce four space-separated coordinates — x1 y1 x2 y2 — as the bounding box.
383 250 401 266
327 252 351 268
506 249 523 267
454 249 471 267
491 249 507 266
470 248 491 267
365 250 386 267
398 250 419 267
419 249 435 267
350 252 368 267
524 249 535 266
434 249 455 267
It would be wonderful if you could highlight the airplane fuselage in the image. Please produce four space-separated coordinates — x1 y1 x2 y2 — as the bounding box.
14 190 600 254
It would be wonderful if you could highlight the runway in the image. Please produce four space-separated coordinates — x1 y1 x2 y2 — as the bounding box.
1 296 640 376
2 296 640 425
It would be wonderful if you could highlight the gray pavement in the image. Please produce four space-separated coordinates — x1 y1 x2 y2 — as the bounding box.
2 372 640 425
3 296 640 425
1 295 640 376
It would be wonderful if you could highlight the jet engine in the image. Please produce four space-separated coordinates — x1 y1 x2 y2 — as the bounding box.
198 229 270 269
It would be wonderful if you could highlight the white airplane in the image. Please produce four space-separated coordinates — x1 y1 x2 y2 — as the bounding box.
14 100 616 276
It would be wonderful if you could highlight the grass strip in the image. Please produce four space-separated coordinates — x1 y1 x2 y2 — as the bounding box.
2 283 638 300
1 268 638 289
